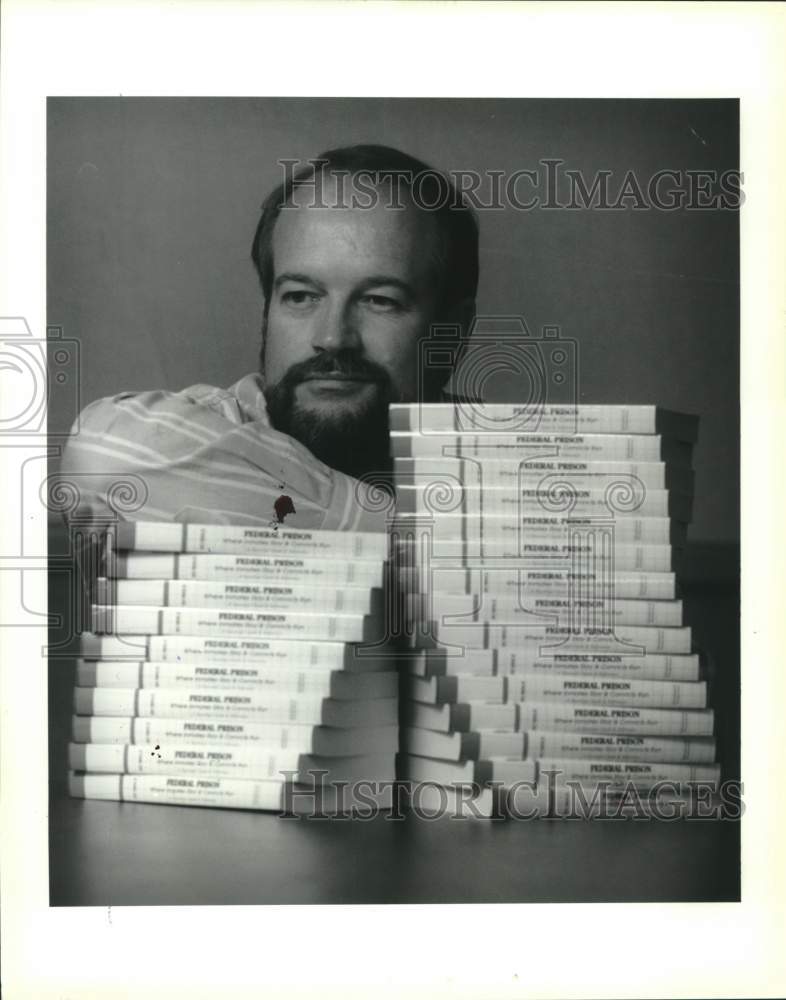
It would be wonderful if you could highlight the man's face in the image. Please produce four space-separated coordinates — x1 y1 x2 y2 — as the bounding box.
261 179 444 477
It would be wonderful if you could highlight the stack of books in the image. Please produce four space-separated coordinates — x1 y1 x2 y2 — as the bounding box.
391 403 720 817
67 521 399 815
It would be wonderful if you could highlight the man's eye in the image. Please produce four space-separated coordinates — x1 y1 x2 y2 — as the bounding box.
361 295 401 312
281 290 319 307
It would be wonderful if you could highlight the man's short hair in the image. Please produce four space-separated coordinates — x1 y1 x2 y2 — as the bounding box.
250 143 479 315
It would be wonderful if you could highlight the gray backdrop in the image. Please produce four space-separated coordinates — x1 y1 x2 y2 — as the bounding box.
47 98 739 543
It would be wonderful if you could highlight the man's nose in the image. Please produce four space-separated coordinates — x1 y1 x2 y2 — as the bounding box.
311 301 361 352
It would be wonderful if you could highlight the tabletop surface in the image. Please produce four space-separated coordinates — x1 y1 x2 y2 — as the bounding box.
48 546 741 906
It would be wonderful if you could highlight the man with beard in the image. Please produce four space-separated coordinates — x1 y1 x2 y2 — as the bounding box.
59 145 478 530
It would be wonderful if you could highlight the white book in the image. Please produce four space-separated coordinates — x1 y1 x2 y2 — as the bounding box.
537 757 720 789
394 485 692 522
509 675 706 709
403 726 527 762
413 593 684 628
393 457 695 493
398 753 475 785
407 674 506 705
398 752 537 788
397 513 685 546
497 651 699 683
90 605 381 643
69 743 395 783
389 432 693 464
73 688 399 728
400 539 678 572
528 730 716 764
408 673 706 709
77 633 389 673
408 782 499 819
404 699 517 733
113 521 388 559
520 702 714 737
94 579 382 615
76 660 399 700
424 621 693 654
112 552 385 587
407 649 497 677
402 566 677 601
406 699 715 738
388 404 698 441
408 648 699 682
71 715 400 756
68 772 394 814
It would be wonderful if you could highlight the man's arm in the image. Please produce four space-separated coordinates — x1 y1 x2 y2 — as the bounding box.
58 384 390 531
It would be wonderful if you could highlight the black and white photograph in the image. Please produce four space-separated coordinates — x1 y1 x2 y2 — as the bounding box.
2 3 784 999
44 95 742 906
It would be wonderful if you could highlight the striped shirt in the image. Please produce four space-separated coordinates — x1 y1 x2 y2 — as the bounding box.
59 372 391 532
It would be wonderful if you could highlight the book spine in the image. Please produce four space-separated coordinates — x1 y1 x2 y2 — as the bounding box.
404 568 677 601
510 676 706 709
69 771 287 811
485 758 538 785
91 606 377 642
76 661 397 699
478 731 528 758
69 743 393 783
114 554 177 579
406 675 504 705
70 772 393 813
427 623 692 654
500 653 700 683
389 433 689 463
95 579 380 614
422 543 676 573
537 758 721 788
403 701 452 732
71 714 321 749
520 702 714 736
465 701 518 730
403 727 465 760
417 596 683 628
80 689 399 728
415 516 679 546
183 524 388 559
74 687 334 725
116 553 384 586
406 654 495 678
406 652 699 684
398 753 476 786
149 636 351 669
117 521 388 557
528 730 716 763
394 487 687 521
402 726 530 762
77 634 153 659
388 404 697 440
393 458 695 492
409 782 498 818
70 741 307 779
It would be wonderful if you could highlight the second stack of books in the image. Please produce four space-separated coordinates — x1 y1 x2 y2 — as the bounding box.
390 402 720 816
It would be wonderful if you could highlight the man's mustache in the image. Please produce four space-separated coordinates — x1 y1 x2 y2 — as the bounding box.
280 351 391 387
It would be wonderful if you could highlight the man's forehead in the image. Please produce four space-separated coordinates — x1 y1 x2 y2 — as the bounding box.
272 178 441 279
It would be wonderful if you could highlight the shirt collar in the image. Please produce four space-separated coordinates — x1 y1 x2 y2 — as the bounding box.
228 372 271 426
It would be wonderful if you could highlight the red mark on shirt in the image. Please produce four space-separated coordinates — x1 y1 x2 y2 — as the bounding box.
274 495 296 523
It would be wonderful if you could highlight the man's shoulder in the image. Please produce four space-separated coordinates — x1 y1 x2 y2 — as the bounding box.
71 374 266 434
